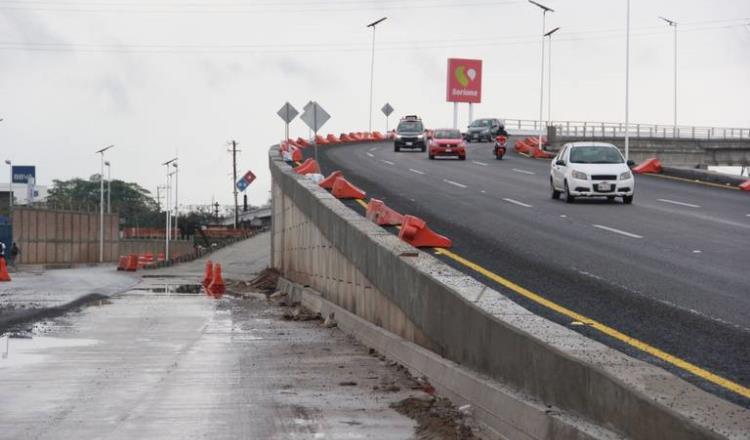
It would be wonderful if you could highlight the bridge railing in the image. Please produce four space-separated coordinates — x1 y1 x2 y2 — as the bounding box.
502 118 750 140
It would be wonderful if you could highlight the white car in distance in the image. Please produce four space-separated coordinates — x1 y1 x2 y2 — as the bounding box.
550 142 635 204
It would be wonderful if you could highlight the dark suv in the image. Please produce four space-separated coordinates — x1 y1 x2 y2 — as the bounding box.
394 115 426 152
466 118 506 142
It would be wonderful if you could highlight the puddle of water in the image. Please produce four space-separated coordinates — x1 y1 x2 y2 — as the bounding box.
0 335 99 369
131 284 204 294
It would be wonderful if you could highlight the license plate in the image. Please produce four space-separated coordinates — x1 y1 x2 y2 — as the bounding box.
472 135 478 139
406 142 413 146
445 148 452 152
597 182 611 191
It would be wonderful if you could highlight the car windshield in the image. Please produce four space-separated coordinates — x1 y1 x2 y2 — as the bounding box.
569 146 624 164
397 121 423 132
433 130 461 139
469 120 491 127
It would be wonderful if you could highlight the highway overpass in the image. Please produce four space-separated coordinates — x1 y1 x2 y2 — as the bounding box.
271 137 750 439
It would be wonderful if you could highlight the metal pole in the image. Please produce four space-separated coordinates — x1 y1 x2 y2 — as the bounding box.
367 17 387 133
625 0 631 160
538 11 546 150
673 22 678 132
452 102 458 129
548 33 553 122
106 161 111 214
5 160 11 212
95 145 113 263
162 157 177 259
468 103 474 125
173 162 178 240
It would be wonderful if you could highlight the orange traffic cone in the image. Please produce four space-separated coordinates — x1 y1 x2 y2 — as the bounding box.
202 260 214 287
0 257 11 282
208 263 225 296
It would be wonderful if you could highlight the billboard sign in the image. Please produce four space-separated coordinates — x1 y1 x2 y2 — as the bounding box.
446 58 482 103
11 166 36 184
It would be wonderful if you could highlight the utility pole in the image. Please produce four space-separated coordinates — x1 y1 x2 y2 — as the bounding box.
228 140 240 228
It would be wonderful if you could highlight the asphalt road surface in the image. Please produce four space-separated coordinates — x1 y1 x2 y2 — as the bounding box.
316 139 750 407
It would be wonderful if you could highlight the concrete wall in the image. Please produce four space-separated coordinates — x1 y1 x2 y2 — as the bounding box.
119 239 193 259
270 145 748 440
12 208 119 264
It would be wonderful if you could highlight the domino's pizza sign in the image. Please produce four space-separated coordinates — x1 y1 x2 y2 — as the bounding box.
236 170 257 192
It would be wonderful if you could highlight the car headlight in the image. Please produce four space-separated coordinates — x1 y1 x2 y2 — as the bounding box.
417 134 424 139
395 134 402 139
572 170 588 180
619 171 632 180
481 129 490 133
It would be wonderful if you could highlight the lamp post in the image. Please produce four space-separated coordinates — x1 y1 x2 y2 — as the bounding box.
4 159 11 212
172 162 179 240
659 16 678 135
162 157 177 260
104 161 111 214
545 27 561 123
624 0 631 161
95 145 114 263
367 17 387 133
529 1 554 150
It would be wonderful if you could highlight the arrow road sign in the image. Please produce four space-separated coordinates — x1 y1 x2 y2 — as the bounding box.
300 101 330 133
277 102 298 124
381 103 394 117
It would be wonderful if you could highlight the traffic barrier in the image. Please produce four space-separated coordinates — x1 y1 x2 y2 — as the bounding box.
331 176 366 199
125 254 138 272
740 180 750 192
514 138 531 154
340 133 355 142
208 263 226 296
0 257 11 282
387 130 396 140
289 145 303 162
398 215 452 248
315 134 329 145
202 260 214 287
296 137 311 148
326 134 340 144
157 252 165 262
372 131 385 141
294 158 321 175
319 170 343 190
288 138 302 148
117 256 128 271
633 158 662 174
366 198 404 226
532 148 555 159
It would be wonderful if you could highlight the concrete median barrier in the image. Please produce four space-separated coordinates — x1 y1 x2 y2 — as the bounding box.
269 142 749 440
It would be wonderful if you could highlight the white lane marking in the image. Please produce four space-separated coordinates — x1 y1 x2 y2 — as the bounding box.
443 179 467 188
692 250 702 254
560 214 567 218
746 214 750 217
592 224 643 239
369 147 378 151
502 198 533 208
480 190 487 194
409 168 425 175
657 198 701 208
512 168 536 175
381 159 395 165
472 161 488 166
366 152 374 157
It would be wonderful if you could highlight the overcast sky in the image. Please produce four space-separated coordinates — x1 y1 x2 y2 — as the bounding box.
1 0 748 207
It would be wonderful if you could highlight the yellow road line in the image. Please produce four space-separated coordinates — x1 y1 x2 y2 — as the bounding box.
433 247 750 399
355 199 369 209
642 172 741 191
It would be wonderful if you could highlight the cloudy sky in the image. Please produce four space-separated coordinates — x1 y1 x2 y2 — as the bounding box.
1 0 748 207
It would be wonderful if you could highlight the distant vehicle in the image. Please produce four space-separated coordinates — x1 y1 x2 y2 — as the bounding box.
466 118 507 143
394 115 426 152
494 135 507 160
428 128 466 160
550 142 635 204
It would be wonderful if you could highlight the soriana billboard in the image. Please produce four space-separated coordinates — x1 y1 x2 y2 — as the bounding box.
446 58 482 103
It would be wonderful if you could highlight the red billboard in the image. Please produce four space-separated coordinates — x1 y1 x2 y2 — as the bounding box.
446 58 482 103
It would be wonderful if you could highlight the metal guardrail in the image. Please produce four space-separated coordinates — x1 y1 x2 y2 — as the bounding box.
502 119 750 140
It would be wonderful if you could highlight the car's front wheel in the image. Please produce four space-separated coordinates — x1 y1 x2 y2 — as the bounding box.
420 145 426 152
429 154 435 160
623 194 634 204
551 179 561 199
565 181 575 204
459 155 466 160
394 144 400 152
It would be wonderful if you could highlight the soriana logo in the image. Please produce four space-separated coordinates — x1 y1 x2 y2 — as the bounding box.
446 58 482 103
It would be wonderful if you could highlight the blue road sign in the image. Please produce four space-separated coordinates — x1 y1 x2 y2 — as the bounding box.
11 166 35 184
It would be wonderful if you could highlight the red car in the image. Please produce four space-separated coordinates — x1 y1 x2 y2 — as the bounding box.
428 128 466 160
494 135 507 160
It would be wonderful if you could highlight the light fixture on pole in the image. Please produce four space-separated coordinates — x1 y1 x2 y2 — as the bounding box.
544 26 561 123
624 0 631 161
659 16 678 134
162 157 177 260
95 145 115 263
4 159 11 211
172 161 179 240
104 161 111 214
529 0 554 151
367 16 387 133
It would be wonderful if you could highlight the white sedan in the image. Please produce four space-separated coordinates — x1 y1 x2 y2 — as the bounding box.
550 142 635 204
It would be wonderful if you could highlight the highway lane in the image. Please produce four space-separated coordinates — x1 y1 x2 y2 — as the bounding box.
314 139 750 407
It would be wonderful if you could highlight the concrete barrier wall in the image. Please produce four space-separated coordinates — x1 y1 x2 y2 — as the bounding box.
12 208 119 264
119 239 193 258
269 146 747 439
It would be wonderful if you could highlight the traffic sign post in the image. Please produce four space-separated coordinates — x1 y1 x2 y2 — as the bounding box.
381 103 394 133
276 102 299 142
300 101 330 164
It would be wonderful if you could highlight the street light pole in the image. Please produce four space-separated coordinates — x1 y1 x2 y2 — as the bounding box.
95 145 114 263
545 27 561 123
173 162 179 240
367 17 387 133
105 161 111 214
625 0 631 161
162 158 177 260
529 1 554 151
659 16 678 134
4 159 11 212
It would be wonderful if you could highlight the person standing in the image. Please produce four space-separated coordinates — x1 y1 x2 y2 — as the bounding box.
9 242 19 269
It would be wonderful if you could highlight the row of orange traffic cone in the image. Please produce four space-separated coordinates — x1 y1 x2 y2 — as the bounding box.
202 260 225 297
0 257 11 282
